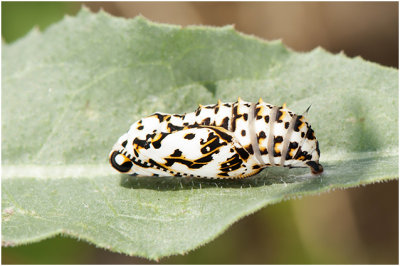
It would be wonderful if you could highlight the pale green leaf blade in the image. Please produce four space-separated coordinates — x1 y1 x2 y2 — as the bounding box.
2 9 398 260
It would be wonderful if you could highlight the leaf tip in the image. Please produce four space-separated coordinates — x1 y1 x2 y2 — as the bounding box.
74 4 95 18
133 14 150 23
79 4 91 13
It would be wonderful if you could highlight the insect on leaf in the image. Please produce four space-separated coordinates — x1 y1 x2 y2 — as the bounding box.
2 8 398 260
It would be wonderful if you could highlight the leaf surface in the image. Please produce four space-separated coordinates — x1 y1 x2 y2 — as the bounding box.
2 8 398 259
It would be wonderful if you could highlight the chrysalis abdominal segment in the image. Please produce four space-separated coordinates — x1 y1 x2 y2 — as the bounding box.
109 98 323 179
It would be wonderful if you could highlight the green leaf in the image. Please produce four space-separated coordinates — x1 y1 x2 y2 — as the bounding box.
2 8 398 260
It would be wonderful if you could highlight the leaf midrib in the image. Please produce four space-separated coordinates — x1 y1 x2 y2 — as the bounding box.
2 151 397 179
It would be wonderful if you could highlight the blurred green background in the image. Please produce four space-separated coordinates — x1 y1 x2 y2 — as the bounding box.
2 2 398 264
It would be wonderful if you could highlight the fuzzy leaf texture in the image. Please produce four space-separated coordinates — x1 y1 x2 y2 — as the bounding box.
2 8 398 260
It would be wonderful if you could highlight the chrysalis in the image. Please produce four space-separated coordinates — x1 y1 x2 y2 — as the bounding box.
109 98 323 178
